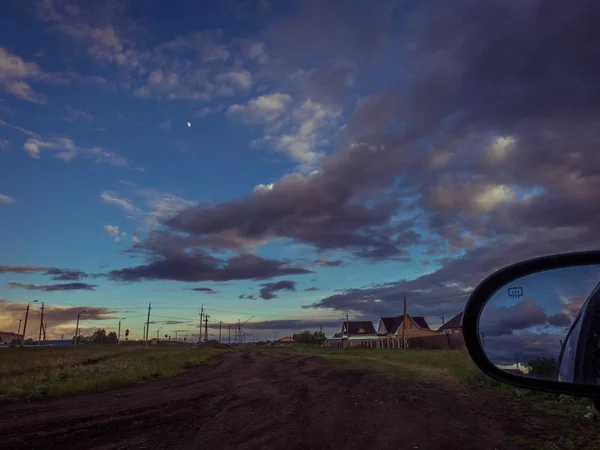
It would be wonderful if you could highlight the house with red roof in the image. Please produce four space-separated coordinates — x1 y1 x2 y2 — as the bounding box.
376 315 438 339
436 312 463 335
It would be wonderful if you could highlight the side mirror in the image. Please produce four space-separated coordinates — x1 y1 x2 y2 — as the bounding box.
462 251 600 398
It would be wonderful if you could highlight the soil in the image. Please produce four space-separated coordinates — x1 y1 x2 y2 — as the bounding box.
0 351 597 450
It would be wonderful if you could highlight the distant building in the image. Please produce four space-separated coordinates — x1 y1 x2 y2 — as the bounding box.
437 312 463 335
377 315 437 338
341 321 377 339
0 331 23 345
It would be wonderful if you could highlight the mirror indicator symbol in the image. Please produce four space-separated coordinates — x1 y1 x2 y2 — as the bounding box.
508 287 523 298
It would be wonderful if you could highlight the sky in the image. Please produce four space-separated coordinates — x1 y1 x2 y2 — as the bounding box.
1 0 600 344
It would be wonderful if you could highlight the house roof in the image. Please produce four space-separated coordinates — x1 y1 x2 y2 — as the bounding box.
379 315 431 334
437 312 463 332
343 321 377 335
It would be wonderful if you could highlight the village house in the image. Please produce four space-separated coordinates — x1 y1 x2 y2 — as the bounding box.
437 312 463 335
376 315 438 339
0 331 23 345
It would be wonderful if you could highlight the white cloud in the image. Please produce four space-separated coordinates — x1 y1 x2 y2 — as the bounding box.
65 107 94 123
22 136 128 167
486 136 516 165
103 224 120 235
101 191 142 215
0 47 47 104
227 93 293 123
216 70 252 90
0 139 9 151
0 194 16 204
250 99 341 170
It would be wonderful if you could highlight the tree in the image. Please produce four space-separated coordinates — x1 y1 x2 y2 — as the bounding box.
311 330 327 347
105 331 118 344
333 332 342 338
527 357 557 378
91 329 107 344
294 331 312 345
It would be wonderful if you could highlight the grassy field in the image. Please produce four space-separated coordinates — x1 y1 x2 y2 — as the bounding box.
0 345 227 402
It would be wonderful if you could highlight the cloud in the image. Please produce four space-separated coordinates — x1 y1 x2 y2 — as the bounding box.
8 282 96 291
0 194 15 204
101 191 142 215
480 298 548 337
107 245 312 282
259 280 296 300
23 136 129 167
0 265 87 281
161 320 190 325
103 224 120 236
304 287 320 291
230 319 341 331
0 299 126 339
65 106 94 123
0 47 47 103
187 287 218 294
227 93 293 123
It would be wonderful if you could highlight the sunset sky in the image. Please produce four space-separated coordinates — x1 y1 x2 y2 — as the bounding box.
1 0 599 345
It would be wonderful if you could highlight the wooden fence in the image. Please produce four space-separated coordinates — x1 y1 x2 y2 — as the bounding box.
326 333 465 351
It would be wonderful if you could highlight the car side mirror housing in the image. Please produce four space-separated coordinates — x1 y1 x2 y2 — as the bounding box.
462 251 600 399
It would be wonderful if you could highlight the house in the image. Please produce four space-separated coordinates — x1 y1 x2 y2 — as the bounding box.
279 336 294 344
0 331 23 345
437 312 463 335
341 321 377 338
376 315 438 339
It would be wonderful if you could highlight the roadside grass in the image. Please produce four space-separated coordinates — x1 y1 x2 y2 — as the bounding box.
0 345 227 402
260 346 595 419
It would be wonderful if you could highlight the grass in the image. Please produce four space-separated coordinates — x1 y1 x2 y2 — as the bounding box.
0 345 228 402
260 346 595 418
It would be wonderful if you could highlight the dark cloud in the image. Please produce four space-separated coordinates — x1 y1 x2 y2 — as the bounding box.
484 330 565 367
8 282 97 291
239 294 256 300
313 259 344 267
211 319 341 331
547 313 572 327
480 298 548 337
304 287 320 292
107 250 312 283
0 265 87 281
259 280 296 300
187 287 218 294
161 320 190 325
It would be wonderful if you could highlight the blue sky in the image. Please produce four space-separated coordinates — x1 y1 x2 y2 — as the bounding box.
2 1 599 346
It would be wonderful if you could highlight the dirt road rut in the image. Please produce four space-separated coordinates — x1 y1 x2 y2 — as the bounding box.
0 351 576 449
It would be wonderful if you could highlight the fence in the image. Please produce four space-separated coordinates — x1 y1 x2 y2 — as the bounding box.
326 333 465 351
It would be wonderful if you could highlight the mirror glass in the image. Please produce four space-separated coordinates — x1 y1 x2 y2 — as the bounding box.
479 264 600 385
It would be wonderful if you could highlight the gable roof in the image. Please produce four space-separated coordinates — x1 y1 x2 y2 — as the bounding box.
437 312 463 332
343 321 377 335
379 315 431 334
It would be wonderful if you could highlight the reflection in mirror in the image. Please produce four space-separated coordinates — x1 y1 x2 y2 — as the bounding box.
478 264 600 385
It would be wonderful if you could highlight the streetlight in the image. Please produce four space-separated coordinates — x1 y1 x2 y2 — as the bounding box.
118 317 126 342
75 310 87 345
21 300 38 346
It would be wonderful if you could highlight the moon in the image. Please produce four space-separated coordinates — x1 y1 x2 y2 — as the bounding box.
186 122 191 127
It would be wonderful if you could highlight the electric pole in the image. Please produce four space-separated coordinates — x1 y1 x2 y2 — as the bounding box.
143 325 146 342
17 319 22 337
75 312 81 345
237 319 241 345
118 317 125 342
204 315 210 342
441 313 445 325
228 325 231 344
199 304 204 342
145 302 152 345
38 302 45 343
43 322 47 341
219 321 222 342
402 296 407 348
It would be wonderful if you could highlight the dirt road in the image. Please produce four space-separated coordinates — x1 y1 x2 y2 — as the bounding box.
0 351 593 449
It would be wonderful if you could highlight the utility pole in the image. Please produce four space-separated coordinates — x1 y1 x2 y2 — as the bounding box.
237 319 241 345
75 312 81 345
43 323 47 341
441 313 445 325
228 325 231 344
199 304 204 342
17 319 22 337
204 315 210 341
175 330 178 341
145 302 152 346
38 302 45 343
118 318 125 342
219 321 222 342
143 325 146 342
402 296 407 348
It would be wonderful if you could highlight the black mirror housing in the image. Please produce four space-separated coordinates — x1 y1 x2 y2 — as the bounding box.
462 250 600 399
